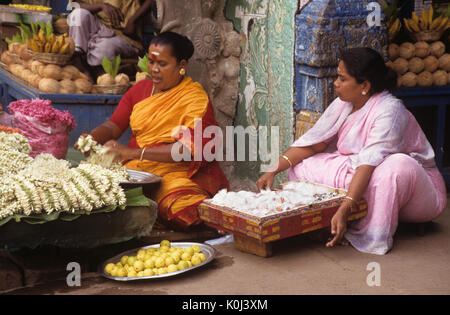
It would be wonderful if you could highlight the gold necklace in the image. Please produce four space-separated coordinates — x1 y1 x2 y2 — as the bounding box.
151 84 155 96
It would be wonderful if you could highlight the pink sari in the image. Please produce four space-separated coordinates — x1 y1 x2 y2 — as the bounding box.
289 92 447 254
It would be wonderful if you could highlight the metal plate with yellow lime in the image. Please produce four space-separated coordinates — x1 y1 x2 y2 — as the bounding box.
100 242 217 281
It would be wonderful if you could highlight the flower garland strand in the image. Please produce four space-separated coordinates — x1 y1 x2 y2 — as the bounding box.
0 131 128 220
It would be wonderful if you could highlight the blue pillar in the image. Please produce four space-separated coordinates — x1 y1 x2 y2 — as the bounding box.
294 0 388 113
50 0 69 14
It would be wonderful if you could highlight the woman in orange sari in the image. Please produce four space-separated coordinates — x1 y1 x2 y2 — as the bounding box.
88 32 229 230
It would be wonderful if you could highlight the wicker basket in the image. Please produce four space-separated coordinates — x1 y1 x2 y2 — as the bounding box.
28 49 72 66
94 84 130 95
412 30 443 42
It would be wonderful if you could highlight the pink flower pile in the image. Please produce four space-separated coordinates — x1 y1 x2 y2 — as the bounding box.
8 98 77 159
8 98 76 131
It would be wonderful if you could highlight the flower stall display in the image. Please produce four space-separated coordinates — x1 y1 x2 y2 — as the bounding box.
8 98 76 159
0 128 130 222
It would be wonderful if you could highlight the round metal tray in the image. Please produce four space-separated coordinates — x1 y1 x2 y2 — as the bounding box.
99 242 217 281
121 168 162 185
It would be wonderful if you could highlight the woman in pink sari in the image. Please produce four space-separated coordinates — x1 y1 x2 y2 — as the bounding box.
256 48 447 255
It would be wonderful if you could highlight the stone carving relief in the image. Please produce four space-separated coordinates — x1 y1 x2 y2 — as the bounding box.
152 0 241 178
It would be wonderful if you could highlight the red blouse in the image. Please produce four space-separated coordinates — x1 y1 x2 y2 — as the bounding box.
109 80 154 148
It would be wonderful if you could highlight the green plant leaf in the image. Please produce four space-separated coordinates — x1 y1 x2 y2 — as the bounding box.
101 56 113 76
138 54 149 73
45 21 53 37
111 55 121 78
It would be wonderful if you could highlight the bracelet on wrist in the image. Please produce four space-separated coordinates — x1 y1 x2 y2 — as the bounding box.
281 155 293 167
140 147 146 161
343 195 358 209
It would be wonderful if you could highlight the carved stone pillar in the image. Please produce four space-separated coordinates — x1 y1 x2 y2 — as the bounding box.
153 0 241 178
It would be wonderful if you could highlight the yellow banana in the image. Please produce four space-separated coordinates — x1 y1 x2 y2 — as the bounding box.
48 33 56 46
389 18 400 37
430 15 443 30
395 18 401 32
36 41 44 52
428 6 433 29
38 29 46 43
59 43 70 54
44 42 51 53
412 12 420 25
437 17 449 31
409 19 420 32
30 40 39 52
403 18 412 32
420 8 428 30
51 41 61 53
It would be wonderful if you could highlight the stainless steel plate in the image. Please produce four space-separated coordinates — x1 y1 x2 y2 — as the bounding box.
99 242 217 281
121 168 162 185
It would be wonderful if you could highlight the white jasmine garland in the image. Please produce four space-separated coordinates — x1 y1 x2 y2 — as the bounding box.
0 132 131 220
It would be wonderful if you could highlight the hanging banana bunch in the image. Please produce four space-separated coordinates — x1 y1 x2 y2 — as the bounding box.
388 16 401 41
26 22 74 55
382 0 402 41
404 5 450 33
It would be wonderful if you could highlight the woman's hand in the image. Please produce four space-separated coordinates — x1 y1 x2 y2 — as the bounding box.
104 140 138 161
100 3 124 27
122 20 136 37
326 202 352 247
256 172 276 191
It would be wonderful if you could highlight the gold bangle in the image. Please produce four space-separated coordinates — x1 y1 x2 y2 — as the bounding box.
281 155 293 167
343 195 358 208
140 147 146 161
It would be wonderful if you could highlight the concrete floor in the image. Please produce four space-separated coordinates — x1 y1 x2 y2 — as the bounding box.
4 193 450 295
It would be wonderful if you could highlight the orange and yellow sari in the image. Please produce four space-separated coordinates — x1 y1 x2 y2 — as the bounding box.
126 77 229 229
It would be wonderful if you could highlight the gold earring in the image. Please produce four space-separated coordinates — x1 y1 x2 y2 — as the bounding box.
180 68 186 76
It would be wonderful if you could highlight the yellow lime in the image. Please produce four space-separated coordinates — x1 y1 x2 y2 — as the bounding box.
137 271 145 277
167 264 178 273
144 253 153 261
198 253 207 262
165 257 175 266
144 259 155 269
177 260 189 270
160 240 171 247
137 250 146 261
105 263 115 274
181 252 192 261
120 256 129 265
192 245 201 253
159 245 170 253
127 256 136 266
117 267 127 277
127 269 137 277
187 261 192 268
110 266 119 277
183 247 194 255
143 268 154 277
191 255 202 266
157 267 168 275
155 257 165 268
171 255 181 264
133 260 144 272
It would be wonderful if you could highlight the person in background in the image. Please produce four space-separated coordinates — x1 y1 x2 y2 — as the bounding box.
256 47 447 255
83 31 229 231
68 0 153 79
